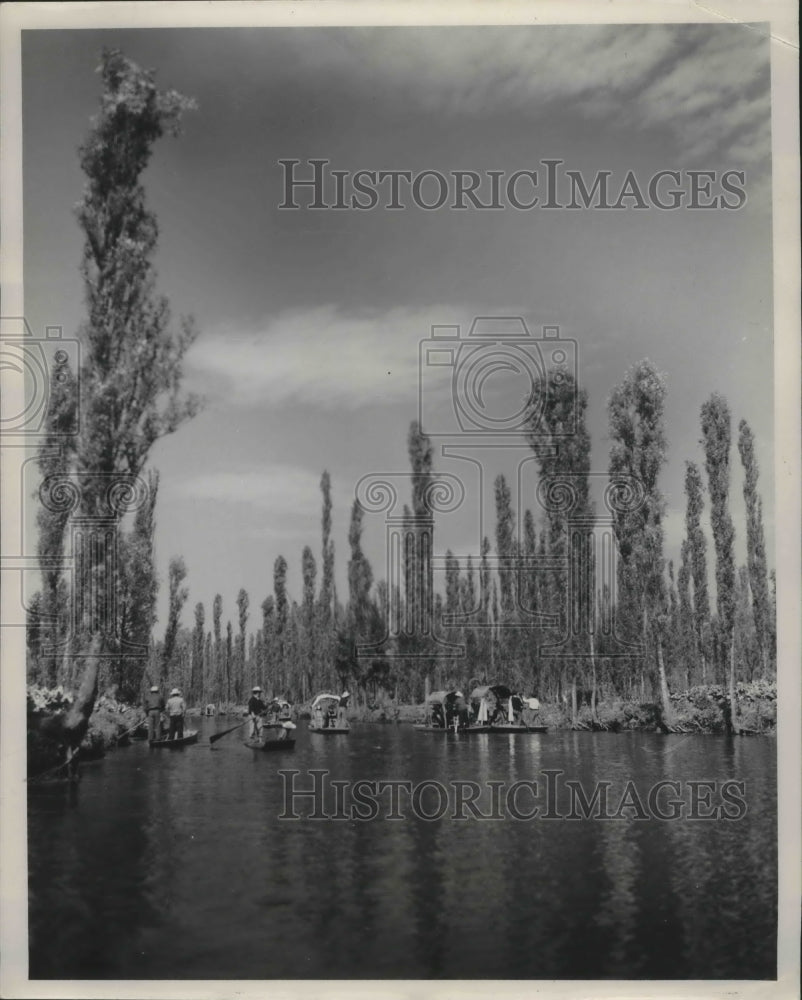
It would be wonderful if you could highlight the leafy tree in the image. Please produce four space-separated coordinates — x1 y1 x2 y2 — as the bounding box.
73 50 198 631
34 357 78 685
225 620 233 703
684 462 712 682
478 536 492 681
676 540 696 687
737 419 772 677
162 556 188 684
236 588 249 701
493 475 516 679
608 360 672 726
529 369 594 721
30 49 199 728
261 595 275 691
318 471 335 684
212 594 222 701
302 545 317 699
701 393 738 730
273 556 288 694
191 601 205 705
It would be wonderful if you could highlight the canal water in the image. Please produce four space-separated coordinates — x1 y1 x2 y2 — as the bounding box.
28 720 776 980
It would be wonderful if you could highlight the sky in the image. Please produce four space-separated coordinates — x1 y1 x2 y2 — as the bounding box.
20 24 774 631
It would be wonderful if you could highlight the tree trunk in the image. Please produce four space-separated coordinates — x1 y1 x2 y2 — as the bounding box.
589 625 599 723
655 636 673 730
571 676 578 728
728 634 738 734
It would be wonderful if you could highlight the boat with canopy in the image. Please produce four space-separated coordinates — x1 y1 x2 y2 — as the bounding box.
470 684 547 732
308 692 350 733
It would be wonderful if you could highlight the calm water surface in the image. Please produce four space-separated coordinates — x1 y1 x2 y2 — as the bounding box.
28 720 776 979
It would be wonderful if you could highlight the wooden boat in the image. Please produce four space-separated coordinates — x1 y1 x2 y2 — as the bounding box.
489 722 548 734
149 729 199 748
244 729 296 752
470 685 546 733
414 690 473 733
308 692 350 733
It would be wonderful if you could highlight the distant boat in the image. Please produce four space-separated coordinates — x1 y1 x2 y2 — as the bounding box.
149 729 199 748
414 690 473 732
470 685 547 732
308 693 350 733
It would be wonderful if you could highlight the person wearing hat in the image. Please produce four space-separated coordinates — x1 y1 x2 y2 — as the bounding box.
165 687 186 740
337 690 351 725
143 684 165 741
247 686 266 739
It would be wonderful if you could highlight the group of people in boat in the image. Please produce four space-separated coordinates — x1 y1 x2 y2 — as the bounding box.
143 685 186 741
311 690 350 729
247 686 293 739
426 685 541 730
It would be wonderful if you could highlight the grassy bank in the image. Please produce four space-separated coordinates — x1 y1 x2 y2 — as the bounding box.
336 680 776 735
27 688 146 775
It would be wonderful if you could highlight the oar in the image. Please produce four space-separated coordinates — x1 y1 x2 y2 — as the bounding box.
114 717 148 743
209 720 248 745
27 753 77 783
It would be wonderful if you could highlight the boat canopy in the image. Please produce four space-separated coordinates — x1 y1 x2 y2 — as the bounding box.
426 690 450 705
426 690 464 705
311 693 341 709
470 683 512 701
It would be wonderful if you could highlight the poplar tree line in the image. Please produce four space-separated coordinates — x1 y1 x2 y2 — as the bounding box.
149 362 773 724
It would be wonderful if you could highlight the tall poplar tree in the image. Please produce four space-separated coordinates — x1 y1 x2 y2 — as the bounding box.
162 556 188 684
676 539 696 687
72 51 199 645
701 393 738 730
191 602 205 706
608 360 672 725
273 557 288 694
236 588 249 701
212 594 222 701
318 471 335 681
302 545 317 698
529 369 594 721
684 462 712 683
737 419 772 677
494 475 516 675
35 358 78 685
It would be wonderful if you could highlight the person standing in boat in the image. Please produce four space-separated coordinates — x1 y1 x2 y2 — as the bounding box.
248 686 266 738
165 687 186 740
143 685 165 741
338 690 350 726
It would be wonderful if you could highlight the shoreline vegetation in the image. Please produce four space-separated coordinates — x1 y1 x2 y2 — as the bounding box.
27 678 776 777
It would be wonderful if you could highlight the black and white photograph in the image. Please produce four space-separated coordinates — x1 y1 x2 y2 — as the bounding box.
1 2 799 996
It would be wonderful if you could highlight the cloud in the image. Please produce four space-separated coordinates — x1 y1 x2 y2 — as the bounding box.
172 464 355 529
186 303 476 410
321 24 770 169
